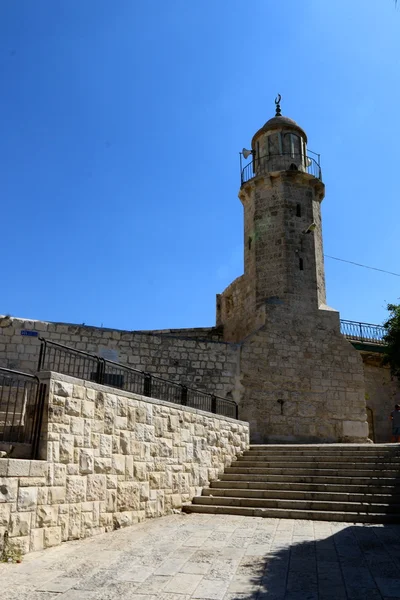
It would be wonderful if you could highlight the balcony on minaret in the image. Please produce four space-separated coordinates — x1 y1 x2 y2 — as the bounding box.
241 110 322 186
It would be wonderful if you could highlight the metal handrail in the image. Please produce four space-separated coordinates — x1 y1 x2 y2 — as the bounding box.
340 320 386 345
241 152 322 185
37 338 239 419
0 366 46 458
0 366 39 382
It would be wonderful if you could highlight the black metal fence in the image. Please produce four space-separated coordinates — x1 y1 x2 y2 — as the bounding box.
0 367 46 458
241 152 322 185
340 320 386 345
37 338 238 419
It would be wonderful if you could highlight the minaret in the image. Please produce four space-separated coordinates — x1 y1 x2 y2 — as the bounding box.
217 97 327 341
216 97 368 444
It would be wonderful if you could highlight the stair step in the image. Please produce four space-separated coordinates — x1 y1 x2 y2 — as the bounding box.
202 488 400 503
225 467 398 478
210 480 399 494
234 460 400 468
182 504 400 523
239 454 400 462
184 444 400 524
220 474 398 485
192 495 399 513
249 444 398 449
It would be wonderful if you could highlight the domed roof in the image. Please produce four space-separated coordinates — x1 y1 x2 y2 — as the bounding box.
252 114 307 145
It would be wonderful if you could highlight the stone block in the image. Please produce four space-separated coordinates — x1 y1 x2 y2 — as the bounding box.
86 387 96 401
342 420 369 439
112 454 125 475
82 400 95 418
9 512 31 537
66 476 86 503
36 504 58 527
73 385 85 399
49 486 66 504
113 511 133 529
29 461 47 477
7 534 30 555
0 502 11 526
94 457 112 474
100 434 112 457
29 528 44 552
65 396 81 416
117 481 140 511
0 459 8 477
53 380 73 398
68 504 82 539
7 459 30 477
105 489 116 514
0 477 18 502
79 449 94 474
106 474 118 489
43 526 61 548
37 486 48 504
17 486 38 511
59 434 74 464
70 417 84 436
86 475 106 501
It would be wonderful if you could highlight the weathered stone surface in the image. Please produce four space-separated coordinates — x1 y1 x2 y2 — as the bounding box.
9 512 31 537
79 449 94 474
43 525 62 548
17 486 38 511
0 374 248 555
86 475 106 501
66 476 86 503
0 477 18 502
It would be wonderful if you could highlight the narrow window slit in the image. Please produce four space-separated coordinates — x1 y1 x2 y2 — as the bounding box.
299 257 304 271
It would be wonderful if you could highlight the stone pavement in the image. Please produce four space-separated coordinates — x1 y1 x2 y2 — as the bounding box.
1 514 400 600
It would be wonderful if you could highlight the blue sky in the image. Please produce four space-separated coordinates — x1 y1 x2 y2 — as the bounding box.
1 0 399 330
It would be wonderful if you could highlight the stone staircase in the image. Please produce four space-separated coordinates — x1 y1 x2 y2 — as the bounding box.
183 444 400 523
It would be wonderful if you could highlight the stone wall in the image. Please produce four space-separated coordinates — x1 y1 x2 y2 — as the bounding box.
0 373 249 555
362 353 400 443
239 305 369 443
0 316 237 398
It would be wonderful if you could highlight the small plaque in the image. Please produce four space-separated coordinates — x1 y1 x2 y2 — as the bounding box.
21 330 38 337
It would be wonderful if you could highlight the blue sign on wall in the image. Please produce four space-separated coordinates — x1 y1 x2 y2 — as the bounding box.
21 330 39 337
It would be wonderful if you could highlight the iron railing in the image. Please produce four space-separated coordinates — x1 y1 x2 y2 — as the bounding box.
340 320 386 345
0 367 46 458
37 338 238 419
241 152 322 185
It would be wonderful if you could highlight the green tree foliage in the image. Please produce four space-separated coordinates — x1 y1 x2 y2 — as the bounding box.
383 303 400 378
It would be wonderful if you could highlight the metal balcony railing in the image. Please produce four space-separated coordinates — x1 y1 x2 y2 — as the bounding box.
241 152 322 186
340 320 386 345
37 338 239 419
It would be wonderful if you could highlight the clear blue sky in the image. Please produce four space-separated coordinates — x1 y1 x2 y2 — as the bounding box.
1 0 399 330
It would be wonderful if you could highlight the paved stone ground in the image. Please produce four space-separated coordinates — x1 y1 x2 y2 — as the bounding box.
1 514 400 600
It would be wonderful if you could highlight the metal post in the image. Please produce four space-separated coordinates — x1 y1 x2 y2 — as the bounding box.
143 373 152 397
180 385 188 406
37 339 46 371
211 395 217 414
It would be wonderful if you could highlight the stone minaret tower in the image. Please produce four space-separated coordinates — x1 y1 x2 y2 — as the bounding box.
216 97 368 443
217 96 327 341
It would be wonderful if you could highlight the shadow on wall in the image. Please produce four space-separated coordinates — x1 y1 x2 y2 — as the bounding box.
230 524 400 599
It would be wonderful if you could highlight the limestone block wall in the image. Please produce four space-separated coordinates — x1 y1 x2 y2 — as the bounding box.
0 316 238 398
239 305 368 443
362 354 400 443
216 276 265 343
0 373 249 555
